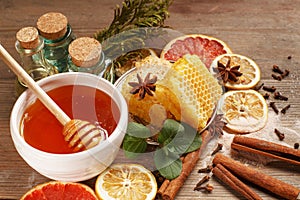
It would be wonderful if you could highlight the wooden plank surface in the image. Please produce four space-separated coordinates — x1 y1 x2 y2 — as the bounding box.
0 0 300 199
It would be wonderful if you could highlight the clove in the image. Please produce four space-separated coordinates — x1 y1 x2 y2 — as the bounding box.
198 165 213 173
272 65 284 74
194 183 214 192
211 143 223 156
281 69 290 78
274 92 288 101
271 74 282 81
274 128 285 141
254 82 264 91
270 102 279 114
281 104 291 114
262 86 276 92
194 175 210 190
263 93 270 99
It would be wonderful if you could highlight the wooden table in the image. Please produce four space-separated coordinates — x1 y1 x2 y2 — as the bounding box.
1 0 299 199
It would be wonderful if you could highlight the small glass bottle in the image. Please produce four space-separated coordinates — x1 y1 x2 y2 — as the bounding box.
15 27 57 87
68 37 108 76
37 12 76 73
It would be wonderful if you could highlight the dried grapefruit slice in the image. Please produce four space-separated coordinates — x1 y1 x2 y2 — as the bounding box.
210 53 261 89
219 90 268 133
161 34 232 68
20 181 98 200
95 163 157 200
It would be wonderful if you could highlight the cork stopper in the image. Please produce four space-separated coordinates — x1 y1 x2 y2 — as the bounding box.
16 27 39 49
36 12 68 40
68 37 102 68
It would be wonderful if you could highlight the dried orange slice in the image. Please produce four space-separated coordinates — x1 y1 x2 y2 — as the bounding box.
95 163 157 200
20 181 98 200
161 34 232 68
219 90 268 133
210 53 261 89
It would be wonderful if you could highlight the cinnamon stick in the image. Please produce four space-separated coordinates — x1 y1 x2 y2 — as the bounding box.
213 164 262 200
158 130 211 200
232 136 300 165
161 147 200 200
213 153 300 200
157 179 170 199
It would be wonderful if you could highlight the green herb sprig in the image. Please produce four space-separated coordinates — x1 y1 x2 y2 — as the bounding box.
94 0 173 43
94 0 173 83
122 119 202 180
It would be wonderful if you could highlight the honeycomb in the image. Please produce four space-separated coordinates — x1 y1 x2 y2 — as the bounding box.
119 54 222 131
162 54 223 130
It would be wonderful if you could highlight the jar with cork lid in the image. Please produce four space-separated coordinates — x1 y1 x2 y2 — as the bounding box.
37 12 75 73
15 26 57 87
68 37 107 76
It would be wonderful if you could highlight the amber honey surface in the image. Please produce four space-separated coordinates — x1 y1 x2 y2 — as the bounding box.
21 85 120 154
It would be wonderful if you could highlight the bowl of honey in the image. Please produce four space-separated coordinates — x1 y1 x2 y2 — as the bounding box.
10 72 128 182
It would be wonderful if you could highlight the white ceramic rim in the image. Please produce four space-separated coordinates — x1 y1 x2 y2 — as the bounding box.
10 72 128 160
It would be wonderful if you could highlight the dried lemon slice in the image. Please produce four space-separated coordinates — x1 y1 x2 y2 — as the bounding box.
219 90 268 133
210 53 261 89
95 164 157 200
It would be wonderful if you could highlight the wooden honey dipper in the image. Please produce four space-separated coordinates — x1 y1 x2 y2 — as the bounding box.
0 44 104 152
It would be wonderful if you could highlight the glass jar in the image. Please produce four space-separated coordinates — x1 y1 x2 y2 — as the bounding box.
68 37 108 76
15 27 57 87
37 12 75 73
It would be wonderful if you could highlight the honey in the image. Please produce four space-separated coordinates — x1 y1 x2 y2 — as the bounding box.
21 85 120 154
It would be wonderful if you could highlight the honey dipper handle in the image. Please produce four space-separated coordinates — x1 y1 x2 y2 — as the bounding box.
0 44 71 125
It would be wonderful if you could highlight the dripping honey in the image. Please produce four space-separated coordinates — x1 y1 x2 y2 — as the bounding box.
21 85 120 154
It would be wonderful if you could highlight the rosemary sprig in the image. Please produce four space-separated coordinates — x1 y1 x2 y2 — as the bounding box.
95 0 173 83
94 0 173 43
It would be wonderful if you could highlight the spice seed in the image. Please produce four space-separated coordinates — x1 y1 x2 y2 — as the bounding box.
294 143 299 149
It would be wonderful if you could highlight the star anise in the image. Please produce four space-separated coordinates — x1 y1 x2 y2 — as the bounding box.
207 114 227 137
213 58 243 83
128 73 157 100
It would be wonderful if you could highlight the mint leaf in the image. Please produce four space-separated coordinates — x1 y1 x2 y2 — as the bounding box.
158 120 201 155
158 119 184 144
122 134 147 158
181 122 202 153
126 122 151 138
154 148 182 180
166 135 190 154
185 134 202 153
158 159 182 180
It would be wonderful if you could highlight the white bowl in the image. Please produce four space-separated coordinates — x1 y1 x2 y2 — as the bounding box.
10 72 128 182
